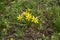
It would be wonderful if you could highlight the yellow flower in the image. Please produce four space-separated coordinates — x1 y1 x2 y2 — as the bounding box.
11 1 15 3
9 37 14 40
17 15 23 20
58 33 60 35
26 13 32 21
27 8 31 11
23 11 28 16
32 16 38 23
42 34 45 38
3 28 6 32
51 35 55 39
23 11 32 21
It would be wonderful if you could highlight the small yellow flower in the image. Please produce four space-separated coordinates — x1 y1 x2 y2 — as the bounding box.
58 33 60 35
3 28 6 32
23 11 32 21
17 15 23 20
27 8 31 11
42 34 45 38
26 13 32 21
51 35 55 39
32 16 38 23
11 1 15 3
23 11 28 16
9 37 14 40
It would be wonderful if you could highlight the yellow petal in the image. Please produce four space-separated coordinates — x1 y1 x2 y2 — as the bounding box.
9 38 14 40
51 35 55 39
58 33 60 35
17 15 23 20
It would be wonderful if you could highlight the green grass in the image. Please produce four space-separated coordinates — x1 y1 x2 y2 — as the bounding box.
0 0 60 40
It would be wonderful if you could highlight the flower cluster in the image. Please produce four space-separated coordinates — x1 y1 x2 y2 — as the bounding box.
23 11 32 21
17 11 39 23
